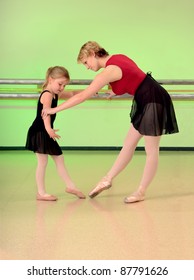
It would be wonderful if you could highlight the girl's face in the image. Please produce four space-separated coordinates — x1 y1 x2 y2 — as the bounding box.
49 77 69 94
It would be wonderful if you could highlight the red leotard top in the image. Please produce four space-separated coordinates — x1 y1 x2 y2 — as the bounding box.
106 54 146 96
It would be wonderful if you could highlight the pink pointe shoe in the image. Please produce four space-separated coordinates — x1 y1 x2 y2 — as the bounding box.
36 193 58 201
124 190 145 204
89 176 112 198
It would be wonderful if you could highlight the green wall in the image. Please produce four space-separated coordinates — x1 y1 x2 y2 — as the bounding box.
0 98 194 149
1 0 194 79
0 0 194 148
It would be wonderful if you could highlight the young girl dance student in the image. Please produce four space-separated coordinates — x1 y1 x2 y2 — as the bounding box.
42 42 179 203
26 66 86 201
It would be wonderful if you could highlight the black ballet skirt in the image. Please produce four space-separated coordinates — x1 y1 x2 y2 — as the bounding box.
25 90 62 155
130 73 179 136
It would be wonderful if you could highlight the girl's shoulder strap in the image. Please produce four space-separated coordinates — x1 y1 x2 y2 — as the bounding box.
41 90 51 94
39 89 52 98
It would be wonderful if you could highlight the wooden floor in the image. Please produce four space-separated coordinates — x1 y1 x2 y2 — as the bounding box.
0 150 194 260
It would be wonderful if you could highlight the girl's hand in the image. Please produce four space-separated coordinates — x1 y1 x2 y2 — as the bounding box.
47 128 61 141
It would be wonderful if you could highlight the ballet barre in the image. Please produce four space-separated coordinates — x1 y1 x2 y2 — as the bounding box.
0 79 194 100
0 78 194 85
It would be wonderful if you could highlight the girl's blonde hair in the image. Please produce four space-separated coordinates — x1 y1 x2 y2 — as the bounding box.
42 66 70 89
77 41 109 63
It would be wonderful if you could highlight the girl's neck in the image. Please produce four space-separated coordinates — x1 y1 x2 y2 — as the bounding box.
45 87 54 95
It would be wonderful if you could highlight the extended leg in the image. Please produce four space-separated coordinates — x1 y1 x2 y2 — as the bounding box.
52 154 86 199
107 125 142 179
89 125 142 198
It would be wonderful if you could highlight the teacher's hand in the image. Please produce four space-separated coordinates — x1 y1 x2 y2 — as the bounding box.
105 90 116 100
42 107 56 118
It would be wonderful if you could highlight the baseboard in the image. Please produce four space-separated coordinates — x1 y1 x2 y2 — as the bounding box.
0 146 194 151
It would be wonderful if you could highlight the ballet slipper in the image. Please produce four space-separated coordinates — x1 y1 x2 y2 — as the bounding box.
124 190 145 204
36 193 58 201
89 176 112 198
66 188 86 199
